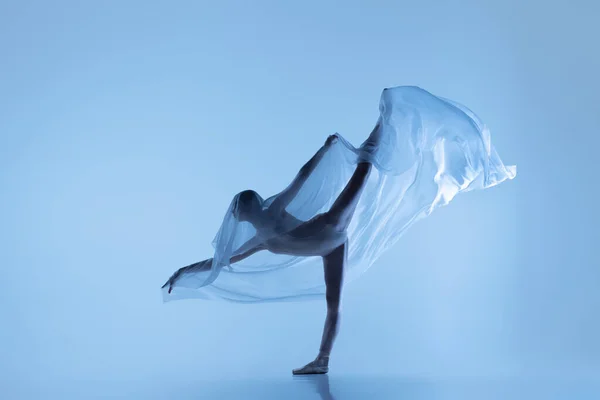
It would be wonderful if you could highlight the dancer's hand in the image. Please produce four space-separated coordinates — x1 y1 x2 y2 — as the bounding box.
325 134 339 147
161 277 174 293
162 270 181 294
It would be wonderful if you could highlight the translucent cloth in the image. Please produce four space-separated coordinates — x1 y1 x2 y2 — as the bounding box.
162 86 516 303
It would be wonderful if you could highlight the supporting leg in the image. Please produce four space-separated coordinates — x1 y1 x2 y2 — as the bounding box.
293 243 346 375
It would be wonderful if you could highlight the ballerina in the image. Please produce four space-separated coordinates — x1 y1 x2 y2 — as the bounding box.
161 86 517 375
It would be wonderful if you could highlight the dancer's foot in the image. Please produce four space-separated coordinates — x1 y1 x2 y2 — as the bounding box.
292 356 329 375
325 133 339 147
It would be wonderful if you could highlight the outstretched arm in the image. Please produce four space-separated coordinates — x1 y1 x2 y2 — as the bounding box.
229 237 265 263
162 238 265 293
269 134 338 213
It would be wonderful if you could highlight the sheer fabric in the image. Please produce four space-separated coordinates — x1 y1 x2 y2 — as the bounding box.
163 86 516 303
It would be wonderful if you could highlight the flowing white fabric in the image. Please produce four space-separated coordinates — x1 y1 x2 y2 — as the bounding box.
162 86 516 303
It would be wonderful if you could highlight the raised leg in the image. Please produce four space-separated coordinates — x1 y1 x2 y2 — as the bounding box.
293 242 346 375
327 162 372 231
326 122 381 231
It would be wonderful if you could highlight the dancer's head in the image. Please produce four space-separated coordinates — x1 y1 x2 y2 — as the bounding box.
233 190 262 222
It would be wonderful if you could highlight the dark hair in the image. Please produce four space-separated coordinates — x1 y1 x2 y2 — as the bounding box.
234 190 262 220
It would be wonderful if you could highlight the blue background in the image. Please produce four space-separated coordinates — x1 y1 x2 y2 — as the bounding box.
1 0 598 398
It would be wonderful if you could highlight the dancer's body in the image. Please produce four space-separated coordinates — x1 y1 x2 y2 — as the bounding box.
161 85 517 376
163 125 382 375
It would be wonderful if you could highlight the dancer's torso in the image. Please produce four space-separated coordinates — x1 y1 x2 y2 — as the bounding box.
263 212 347 257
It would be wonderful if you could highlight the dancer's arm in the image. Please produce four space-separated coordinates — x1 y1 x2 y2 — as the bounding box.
229 237 265 263
162 238 265 292
270 134 338 213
